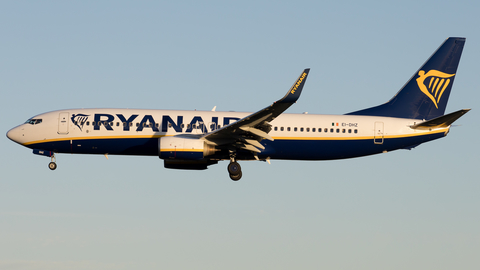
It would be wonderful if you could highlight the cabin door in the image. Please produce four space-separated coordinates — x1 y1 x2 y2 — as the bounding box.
58 112 69 134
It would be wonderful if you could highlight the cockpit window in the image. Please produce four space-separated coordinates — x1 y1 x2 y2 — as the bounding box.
25 119 42 125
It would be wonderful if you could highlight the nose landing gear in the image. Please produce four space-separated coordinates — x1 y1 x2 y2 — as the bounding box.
48 154 57 170
48 162 57 170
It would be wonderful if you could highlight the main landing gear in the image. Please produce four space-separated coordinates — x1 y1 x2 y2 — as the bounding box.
228 161 242 181
227 151 242 181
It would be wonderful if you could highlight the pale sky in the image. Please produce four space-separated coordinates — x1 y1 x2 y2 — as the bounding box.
1 1 479 269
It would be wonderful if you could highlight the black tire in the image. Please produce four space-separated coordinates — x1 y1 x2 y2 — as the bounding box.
230 171 242 181
227 161 241 175
48 162 57 170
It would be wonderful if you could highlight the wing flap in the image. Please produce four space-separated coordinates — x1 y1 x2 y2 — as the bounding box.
238 143 262 153
239 126 274 141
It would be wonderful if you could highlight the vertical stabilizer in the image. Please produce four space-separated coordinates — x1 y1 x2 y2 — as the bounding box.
347 37 465 120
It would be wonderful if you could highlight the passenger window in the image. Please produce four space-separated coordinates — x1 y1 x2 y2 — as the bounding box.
129 122 133 127
287 127 291 131
136 123 139 127
156 123 159 128
86 121 90 126
330 128 334 133
92 121 96 126
342 129 345 133
169 123 172 128
324 128 328 132
348 129 351 133
280 127 284 131
274 127 278 131
354 129 358 133
306 128 309 132
116 122 120 126
312 128 315 132
181 124 185 128
301 128 304 132
294 127 298 132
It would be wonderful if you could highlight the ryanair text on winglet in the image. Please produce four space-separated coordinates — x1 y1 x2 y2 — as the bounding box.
290 72 307 94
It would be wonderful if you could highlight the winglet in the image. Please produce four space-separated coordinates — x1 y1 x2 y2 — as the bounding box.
277 68 310 103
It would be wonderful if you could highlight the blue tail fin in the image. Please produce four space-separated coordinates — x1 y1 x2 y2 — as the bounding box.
347 37 465 120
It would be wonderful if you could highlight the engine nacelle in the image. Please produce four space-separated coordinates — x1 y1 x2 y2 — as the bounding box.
159 136 216 160
164 159 218 170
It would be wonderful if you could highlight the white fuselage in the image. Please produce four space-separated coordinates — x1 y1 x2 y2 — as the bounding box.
7 108 449 161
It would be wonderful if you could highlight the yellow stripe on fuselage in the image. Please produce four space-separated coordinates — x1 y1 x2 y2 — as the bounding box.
272 128 448 141
22 128 448 146
23 134 167 146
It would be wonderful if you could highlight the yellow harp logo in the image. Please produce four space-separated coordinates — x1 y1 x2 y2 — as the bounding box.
416 70 455 109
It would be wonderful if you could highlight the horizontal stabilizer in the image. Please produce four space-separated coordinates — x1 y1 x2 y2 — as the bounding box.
410 109 470 130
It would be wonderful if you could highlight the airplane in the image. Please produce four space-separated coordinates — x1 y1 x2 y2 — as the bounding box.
7 37 470 181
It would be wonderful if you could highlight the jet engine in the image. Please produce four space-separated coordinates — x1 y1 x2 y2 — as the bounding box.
159 136 216 160
159 136 218 170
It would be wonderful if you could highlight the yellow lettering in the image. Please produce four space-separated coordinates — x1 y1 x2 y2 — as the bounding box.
290 72 307 94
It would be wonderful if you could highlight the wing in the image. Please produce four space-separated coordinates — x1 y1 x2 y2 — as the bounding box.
201 69 310 154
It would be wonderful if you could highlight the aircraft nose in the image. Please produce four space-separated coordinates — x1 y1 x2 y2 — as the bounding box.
6 126 23 144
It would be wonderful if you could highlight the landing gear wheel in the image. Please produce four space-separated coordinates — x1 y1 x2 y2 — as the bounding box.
48 162 57 170
227 161 242 181
227 161 241 175
230 171 242 181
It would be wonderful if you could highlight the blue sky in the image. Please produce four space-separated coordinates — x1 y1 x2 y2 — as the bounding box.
1 1 479 269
